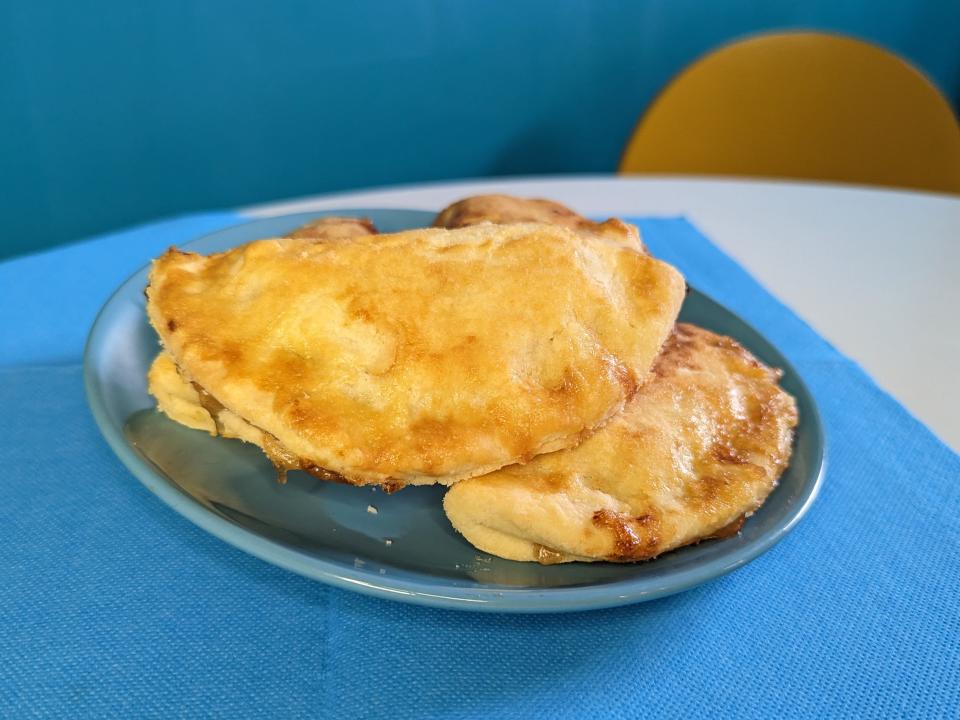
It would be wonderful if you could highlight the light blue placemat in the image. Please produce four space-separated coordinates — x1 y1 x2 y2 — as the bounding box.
1 215 957 718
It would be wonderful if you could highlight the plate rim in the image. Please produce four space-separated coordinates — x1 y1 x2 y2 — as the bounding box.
83 209 827 613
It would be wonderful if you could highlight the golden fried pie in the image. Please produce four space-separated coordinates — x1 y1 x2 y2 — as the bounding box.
443 324 797 563
147 222 685 487
434 194 643 250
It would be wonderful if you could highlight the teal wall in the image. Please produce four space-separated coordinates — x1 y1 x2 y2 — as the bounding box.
2 1 958 259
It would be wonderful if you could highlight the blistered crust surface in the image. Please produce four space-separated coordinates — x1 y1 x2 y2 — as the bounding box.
147 223 685 485
443 324 798 562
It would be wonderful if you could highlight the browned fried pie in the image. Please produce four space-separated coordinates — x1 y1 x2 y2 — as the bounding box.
443 324 797 563
434 194 644 250
147 221 685 487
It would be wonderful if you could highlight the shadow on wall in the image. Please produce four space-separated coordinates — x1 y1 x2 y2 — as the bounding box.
1 0 958 258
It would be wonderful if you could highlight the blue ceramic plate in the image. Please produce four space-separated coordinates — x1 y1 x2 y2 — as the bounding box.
85 209 825 613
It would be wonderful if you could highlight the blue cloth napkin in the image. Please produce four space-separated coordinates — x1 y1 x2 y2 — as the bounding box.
1 215 957 719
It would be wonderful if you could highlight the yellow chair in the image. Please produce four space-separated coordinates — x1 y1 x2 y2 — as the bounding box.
619 31 960 194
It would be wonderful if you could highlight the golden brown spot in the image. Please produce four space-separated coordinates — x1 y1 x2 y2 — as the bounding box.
262 350 312 408
592 509 661 560
522 472 571 495
353 218 378 235
548 367 580 399
689 474 738 506
167 319 177 331
351 307 374 322
712 442 749 465
409 416 454 450
749 399 774 426
208 340 243 371
650 328 703 377
609 358 639 399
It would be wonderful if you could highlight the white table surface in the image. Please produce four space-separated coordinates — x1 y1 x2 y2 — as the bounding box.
243 175 960 451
